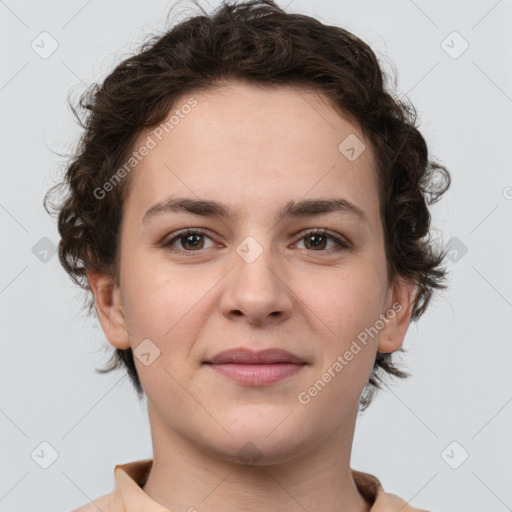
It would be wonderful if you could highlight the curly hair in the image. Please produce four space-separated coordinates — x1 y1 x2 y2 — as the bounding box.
44 0 451 410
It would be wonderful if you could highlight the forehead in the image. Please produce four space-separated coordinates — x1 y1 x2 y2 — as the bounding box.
124 81 379 226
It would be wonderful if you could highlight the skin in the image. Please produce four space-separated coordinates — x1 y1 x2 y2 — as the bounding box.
88 81 416 511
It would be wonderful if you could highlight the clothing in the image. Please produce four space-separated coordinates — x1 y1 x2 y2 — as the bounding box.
71 459 429 512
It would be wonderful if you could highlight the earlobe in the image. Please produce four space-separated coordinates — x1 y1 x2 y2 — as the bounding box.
377 276 417 354
87 270 131 350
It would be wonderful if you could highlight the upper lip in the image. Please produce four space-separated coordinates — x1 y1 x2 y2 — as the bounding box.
204 348 306 365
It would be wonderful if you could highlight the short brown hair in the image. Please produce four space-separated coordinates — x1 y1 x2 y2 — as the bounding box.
44 0 451 410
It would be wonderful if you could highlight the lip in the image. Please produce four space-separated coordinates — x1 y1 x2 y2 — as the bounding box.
205 348 306 365
203 348 307 386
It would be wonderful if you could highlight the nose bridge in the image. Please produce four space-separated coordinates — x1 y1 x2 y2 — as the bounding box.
233 230 281 291
221 229 292 323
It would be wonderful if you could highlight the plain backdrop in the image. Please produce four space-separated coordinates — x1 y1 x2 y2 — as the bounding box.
1 0 511 511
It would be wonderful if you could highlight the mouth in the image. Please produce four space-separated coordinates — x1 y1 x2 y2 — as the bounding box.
204 348 306 365
203 348 307 386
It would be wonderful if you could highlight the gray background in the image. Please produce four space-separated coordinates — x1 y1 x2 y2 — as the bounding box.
1 0 511 510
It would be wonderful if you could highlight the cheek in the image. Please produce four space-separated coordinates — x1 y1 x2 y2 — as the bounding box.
121 246 199 333
120 253 218 385
294 266 385 398
296 264 387 339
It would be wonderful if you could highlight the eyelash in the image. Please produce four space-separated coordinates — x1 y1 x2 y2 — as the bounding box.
161 228 350 256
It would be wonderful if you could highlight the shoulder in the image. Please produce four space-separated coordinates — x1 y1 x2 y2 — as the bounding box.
70 459 153 512
70 490 124 512
351 469 430 511
371 490 431 512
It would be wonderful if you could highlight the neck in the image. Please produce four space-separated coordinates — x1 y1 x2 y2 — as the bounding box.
141 402 371 512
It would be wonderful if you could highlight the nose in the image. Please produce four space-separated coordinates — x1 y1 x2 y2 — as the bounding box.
220 237 293 326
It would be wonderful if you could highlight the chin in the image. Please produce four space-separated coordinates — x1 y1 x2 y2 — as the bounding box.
197 418 314 467
204 438 311 467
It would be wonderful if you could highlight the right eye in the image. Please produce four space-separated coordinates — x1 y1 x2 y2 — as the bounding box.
162 228 217 255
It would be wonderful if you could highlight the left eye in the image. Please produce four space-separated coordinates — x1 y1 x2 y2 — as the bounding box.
162 228 349 254
295 229 349 251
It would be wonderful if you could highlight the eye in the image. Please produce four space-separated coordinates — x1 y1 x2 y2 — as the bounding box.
294 229 350 252
161 228 350 256
162 228 216 254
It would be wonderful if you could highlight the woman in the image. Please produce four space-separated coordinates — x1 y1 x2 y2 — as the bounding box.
45 1 450 510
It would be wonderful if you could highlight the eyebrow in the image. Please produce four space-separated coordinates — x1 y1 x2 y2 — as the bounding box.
141 196 369 226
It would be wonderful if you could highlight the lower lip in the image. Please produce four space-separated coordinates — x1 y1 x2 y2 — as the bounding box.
205 363 305 385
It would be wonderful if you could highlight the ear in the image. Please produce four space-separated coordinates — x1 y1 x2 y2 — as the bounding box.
377 276 417 354
87 270 131 350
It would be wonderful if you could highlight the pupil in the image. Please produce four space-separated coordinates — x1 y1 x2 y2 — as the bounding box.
185 234 202 249
308 234 325 249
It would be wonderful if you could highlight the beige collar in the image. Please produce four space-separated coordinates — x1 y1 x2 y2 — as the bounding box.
87 459 428 512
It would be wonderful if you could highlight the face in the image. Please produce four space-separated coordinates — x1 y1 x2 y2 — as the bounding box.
90 81 415 465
